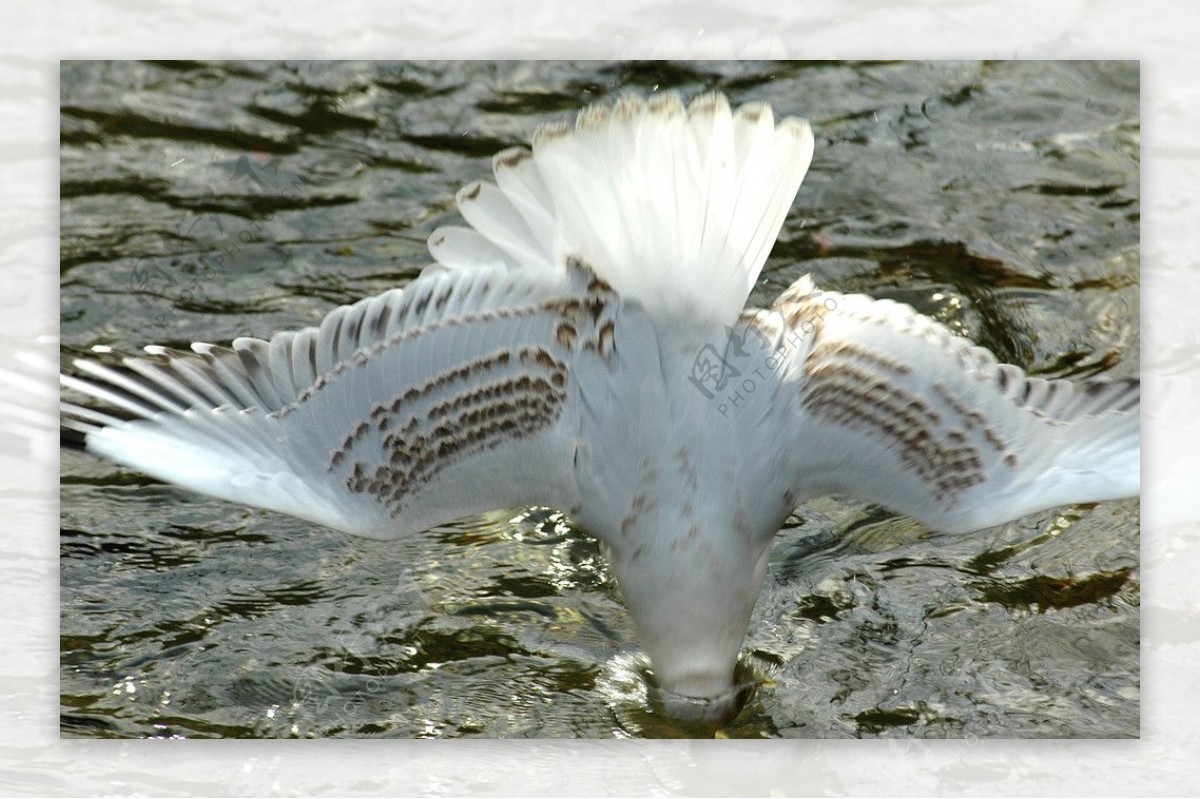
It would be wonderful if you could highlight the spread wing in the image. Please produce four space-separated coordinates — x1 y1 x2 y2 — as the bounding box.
61 91 819 540
61 263 635 539
752 276 1139 534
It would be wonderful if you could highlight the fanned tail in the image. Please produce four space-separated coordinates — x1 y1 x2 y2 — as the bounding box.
429 92 815 328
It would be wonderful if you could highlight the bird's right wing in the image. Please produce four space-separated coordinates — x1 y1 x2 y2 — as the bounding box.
61 262 640 540
754 276 1139 534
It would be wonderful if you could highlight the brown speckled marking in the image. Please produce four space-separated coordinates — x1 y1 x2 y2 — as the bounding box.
981 425 1006 453
781 299 827 339
556 323 577 349
359 373 565 517
533 120 571 146
597 320 616 360
518 346 561 372
270 303 546 422
577 102 610 130
587 275 614 295
996 366 1014 395
740 103 765 123
495 148 531 169
670 523 703 553
613 96 645 121
676 447 699 491
434 284 453 313
543 260 618 362
619 492 649 536
804 347 985 504
586 298 606 324
807 340 912 377
546 298 584 318
304 258 630 515
933 382 986 430
326 339 568 516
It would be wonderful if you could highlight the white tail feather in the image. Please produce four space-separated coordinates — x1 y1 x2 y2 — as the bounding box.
428 92 815 328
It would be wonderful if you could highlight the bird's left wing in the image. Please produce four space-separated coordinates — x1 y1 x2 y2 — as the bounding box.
745 275 1139 534
61 262 629 539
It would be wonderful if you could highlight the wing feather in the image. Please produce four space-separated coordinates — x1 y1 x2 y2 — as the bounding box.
757 276 1139 534
426 91 815 329
60 264 637 540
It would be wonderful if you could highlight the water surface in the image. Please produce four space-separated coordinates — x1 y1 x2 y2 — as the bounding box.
60 60 1139 738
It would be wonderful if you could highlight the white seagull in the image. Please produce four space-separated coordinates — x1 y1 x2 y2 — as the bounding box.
61 92 1139 725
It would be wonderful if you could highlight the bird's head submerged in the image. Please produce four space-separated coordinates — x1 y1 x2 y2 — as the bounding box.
594 504 778 728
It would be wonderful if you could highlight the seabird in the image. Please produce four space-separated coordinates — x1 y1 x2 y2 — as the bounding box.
60 92 1139 726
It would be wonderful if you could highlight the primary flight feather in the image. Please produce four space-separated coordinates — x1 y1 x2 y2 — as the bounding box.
61 92 1139 724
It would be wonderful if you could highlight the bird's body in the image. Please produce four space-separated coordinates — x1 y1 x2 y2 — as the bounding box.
61 92 1139 727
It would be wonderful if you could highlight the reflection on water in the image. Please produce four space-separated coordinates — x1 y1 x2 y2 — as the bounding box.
59 60 1139 738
